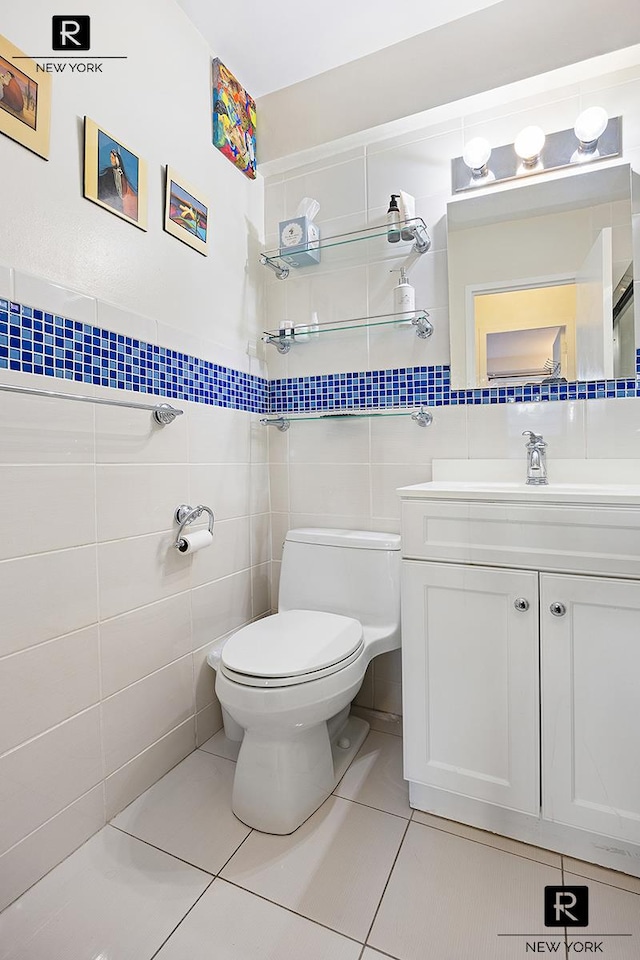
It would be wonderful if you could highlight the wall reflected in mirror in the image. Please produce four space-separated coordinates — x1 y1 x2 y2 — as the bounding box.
447 163 638 390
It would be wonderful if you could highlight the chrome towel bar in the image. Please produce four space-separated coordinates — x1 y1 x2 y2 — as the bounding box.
0 381 183 424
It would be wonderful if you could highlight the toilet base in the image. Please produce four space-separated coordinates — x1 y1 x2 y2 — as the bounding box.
231 714 369 835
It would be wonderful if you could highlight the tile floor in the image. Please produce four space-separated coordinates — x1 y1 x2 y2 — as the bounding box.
2 724 639 960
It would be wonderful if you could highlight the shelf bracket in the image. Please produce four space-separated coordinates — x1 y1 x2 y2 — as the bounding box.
411 406 433 427
260 416 290 431
262 333 293 354
412 222 432 254
412 313 433 339
260 255 289 281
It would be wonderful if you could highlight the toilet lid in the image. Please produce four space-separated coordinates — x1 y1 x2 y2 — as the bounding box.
220 610 363 680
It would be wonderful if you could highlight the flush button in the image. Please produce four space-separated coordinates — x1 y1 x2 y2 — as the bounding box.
338 737 351 749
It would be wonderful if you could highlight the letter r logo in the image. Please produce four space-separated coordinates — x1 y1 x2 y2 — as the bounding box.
52 16 91 51
544 886 589 927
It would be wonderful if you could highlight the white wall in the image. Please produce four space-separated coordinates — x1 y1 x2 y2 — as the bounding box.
263 55 640 716
0 0 268 909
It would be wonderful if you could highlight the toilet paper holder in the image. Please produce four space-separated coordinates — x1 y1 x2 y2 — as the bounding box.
174 503 215 550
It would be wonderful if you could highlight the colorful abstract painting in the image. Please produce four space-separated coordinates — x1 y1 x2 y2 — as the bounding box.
83 118 147 230
0 34 51 159
164 167 209 255
212 58 256 180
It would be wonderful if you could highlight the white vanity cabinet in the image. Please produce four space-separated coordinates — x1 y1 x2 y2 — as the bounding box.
399 476 640 876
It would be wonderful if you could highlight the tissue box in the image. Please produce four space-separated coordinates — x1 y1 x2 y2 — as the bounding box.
278 216 321 267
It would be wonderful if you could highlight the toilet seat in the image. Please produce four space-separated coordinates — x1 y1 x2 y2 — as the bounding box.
220 610 364 688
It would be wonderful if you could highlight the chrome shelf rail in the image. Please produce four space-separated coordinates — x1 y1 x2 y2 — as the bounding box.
262 309 433 354
0 381 184 424
260 406 433 431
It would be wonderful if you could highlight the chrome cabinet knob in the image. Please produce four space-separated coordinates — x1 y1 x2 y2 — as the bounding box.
550 602 567 617
514 598 530 612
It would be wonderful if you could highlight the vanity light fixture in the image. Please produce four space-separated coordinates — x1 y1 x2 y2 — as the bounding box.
572 107 609 161
462 137 494 184
514 125 546 171
451 111 621 193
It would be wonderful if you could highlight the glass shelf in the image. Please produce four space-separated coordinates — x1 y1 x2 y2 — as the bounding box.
262 309 433 353
260 218 431 279
260 406 433 431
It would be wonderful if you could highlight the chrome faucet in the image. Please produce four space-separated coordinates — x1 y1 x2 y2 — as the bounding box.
522 431 548 485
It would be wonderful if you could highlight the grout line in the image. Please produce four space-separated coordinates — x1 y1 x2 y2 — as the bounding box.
362 816 411 947
147 875 216 960
219 877 366 948
409 816 560 870
332 790 411 823
108 823 217 876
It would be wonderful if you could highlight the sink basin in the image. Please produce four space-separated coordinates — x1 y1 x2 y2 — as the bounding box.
397 459 640 505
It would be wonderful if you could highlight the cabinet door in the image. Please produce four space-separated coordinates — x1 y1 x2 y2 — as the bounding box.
541 573 640 843
402 560 540 814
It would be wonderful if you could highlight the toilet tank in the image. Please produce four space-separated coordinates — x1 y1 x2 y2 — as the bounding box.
278 528 401 629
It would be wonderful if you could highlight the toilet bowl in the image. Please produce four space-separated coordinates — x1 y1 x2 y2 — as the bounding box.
207 528 401 834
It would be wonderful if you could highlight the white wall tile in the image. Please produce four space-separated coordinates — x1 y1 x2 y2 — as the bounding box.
467 399 586 460
288 418 370 464
585 397 640 458
289 464 371 516
251 513 271 566
269 463 289 512
0 786 104 913
96 464 188 542
284 157 366 222
270 513 291 562
189 464 250 521
195 702 223 747
101 656 194 776
370 405 468 463
104 718 195 820
250 462 270 515
0 392 95 464
190 517 251 588
373 678 403 715
187 403 251 464
94 399 189 465
100 593 192 697
372 464 433 520
193 643 218 713
191 570 253 649
0 707 102 855
366 129 464 206
96 300 157 345
0 466 95 560
13 272 96 325
0 626 100 754
97 531 192 621
252 562 271 619
0 547 98 658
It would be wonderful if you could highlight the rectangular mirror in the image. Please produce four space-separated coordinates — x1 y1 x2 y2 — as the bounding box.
447 163 638 390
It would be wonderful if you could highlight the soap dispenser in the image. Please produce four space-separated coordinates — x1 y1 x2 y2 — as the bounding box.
387 195 401 243
393 267 415 315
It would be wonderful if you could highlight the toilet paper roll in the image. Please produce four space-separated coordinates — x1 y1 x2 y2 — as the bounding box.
177 530 213 554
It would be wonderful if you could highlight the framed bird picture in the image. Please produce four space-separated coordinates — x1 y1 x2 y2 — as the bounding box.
83 117 148 230
163 167 209 256
0 33 51 160
211 58 256 180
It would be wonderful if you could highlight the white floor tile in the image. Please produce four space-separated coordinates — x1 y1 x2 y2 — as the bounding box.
0 826 210 960
334 731 411 819
154 878 362 960
368 821 563 960
563 857 640 896
111 750 251 874
411 809 561 867
563 871 640 959
199 729 242 761
221 795 407 942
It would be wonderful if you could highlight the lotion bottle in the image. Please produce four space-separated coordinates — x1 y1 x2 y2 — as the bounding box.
387 195 401 243
393 267 415 315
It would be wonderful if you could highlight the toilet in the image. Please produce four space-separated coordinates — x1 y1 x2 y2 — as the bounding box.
207 527 401 834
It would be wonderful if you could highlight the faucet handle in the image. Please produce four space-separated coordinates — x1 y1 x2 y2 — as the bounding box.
522 430 546 446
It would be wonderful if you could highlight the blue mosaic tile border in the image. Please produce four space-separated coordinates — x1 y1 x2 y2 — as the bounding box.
270 362 640 412
0 300 269 413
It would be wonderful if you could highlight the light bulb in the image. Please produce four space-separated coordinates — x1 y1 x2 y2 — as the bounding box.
574 107 608 152
514 126 546 166
462 137 491 175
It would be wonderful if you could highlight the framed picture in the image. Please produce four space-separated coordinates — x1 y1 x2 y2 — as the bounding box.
164 167 209 256
212 58 256 180
83 117 147 230
0 33 51 160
